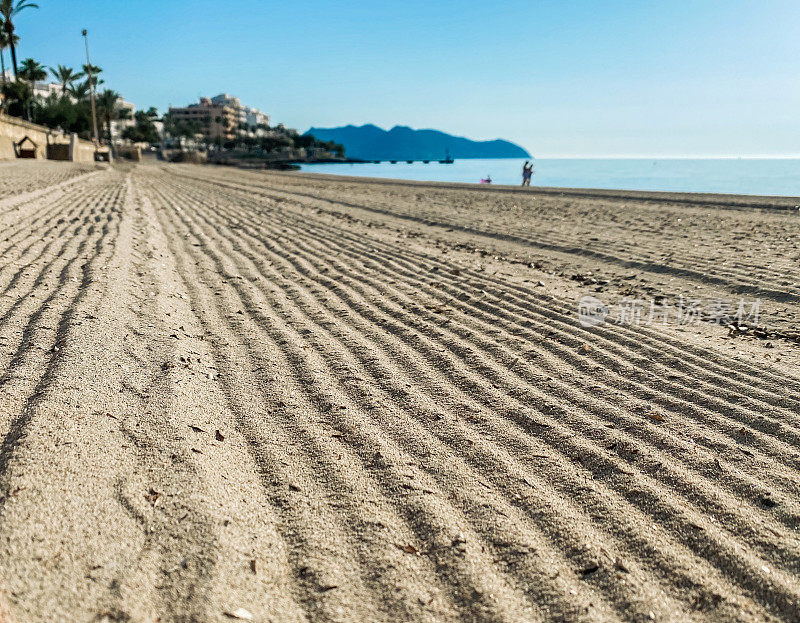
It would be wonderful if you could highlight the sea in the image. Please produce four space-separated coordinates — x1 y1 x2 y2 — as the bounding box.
298 158 800 197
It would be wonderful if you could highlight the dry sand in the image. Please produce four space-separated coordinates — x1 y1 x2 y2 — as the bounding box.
0 160 798 622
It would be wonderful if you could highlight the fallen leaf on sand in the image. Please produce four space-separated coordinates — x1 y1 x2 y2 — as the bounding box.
224 608 254 621
189 425 206 433
395 543 420 555
646 412 665 422
215 429 225 441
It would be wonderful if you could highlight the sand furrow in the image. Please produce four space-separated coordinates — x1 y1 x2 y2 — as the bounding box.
141 168 796 620
173 168 800 305
1 161 797 622
155 174 800 492
152 169 800 520
165 168 799 395
147 177 554 621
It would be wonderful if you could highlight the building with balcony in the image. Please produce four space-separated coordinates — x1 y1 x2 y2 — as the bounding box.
168 97 238 142
210 93 270 135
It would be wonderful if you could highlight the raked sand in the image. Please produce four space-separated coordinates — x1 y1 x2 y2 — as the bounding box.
0 160 798 622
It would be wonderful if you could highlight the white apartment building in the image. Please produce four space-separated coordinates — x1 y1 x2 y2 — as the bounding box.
110 98 137 140
210 93 270 134
246 108 270 129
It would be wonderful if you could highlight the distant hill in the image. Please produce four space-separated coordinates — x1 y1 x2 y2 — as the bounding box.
304 124 530 160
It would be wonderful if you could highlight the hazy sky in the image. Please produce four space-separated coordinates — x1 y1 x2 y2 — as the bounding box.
9 1 800 157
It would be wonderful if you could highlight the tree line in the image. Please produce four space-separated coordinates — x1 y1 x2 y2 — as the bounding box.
164 115 345 158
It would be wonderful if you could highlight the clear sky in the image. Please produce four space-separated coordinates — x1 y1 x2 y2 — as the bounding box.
8 1 800 157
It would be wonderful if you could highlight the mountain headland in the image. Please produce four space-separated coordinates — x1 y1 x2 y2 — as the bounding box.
304 124 531 160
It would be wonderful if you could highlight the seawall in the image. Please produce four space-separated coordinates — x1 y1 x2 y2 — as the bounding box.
0 113 98 162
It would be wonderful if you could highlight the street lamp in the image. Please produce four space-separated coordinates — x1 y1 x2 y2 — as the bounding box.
81 29 100 147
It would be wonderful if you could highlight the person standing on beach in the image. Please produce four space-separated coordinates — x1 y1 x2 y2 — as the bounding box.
521 161 533 186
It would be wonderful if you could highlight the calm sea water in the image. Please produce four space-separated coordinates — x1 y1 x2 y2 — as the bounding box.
299 158 800 197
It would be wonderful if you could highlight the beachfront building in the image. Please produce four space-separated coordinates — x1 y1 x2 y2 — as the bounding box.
210 93 245 126
168 97 238 142
32 81 61 99
168 94 270 143
210 93 270 136
246 108 270 133
109 97 137 141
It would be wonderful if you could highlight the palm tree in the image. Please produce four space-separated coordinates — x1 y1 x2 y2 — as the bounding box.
18 56 43 89
1 76 30 117
49 64 83 96
96 89 124 143
0 0 38 77
81 62 103 88
0 26 18 89
0 25 7 91
68 79 90 102
18 56 43 119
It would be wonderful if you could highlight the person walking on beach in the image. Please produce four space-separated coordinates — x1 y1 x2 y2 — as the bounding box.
521 161 533 187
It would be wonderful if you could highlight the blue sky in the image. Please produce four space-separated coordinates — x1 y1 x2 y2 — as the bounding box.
8 1 800 157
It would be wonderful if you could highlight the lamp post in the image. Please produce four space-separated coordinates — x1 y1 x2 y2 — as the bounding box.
81 29 100 147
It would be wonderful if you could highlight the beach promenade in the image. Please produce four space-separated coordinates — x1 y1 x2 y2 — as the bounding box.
0 160 798 622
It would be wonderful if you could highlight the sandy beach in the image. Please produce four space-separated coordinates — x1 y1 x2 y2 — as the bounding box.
0 160 798 622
